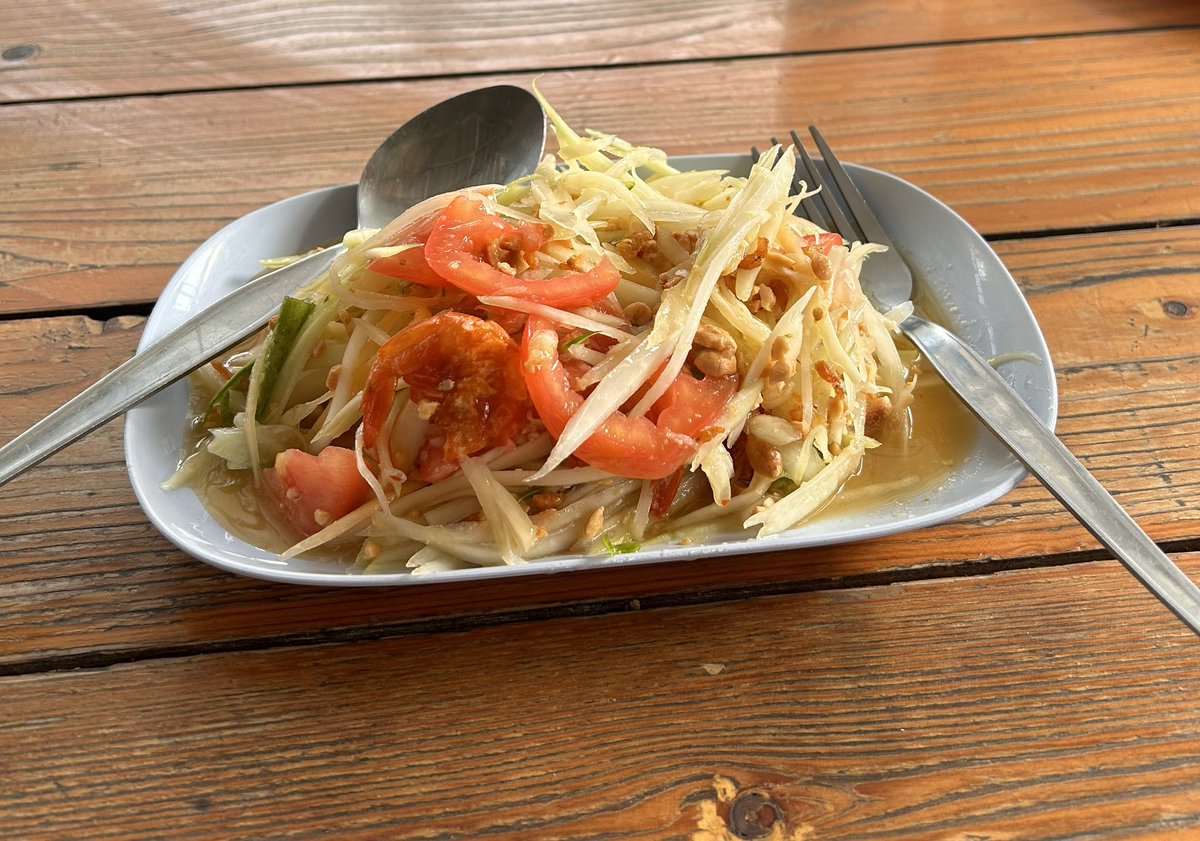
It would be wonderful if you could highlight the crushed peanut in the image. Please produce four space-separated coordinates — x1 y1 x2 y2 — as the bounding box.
674 230 700 252
753 283 778 314
617 231 671 272
485 234 531 276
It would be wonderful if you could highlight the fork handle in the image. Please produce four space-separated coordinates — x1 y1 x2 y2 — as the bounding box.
901 313 1200 636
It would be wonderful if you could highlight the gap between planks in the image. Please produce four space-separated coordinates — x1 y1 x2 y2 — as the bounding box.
4 545 1197 679
5 24 1199 108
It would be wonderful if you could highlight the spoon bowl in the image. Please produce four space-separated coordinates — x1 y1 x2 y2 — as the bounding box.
0 85 547 488
359 85 546 228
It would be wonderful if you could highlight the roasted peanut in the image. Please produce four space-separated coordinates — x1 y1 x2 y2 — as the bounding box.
624 301 653 326
769 335 791 363
694 349 738 377
528 490 565 513
692 321 738 378
746 434 784 480
763 356 797 403
695 322 737 353
803 245 833 281
583 506 606 540
864 394 893 438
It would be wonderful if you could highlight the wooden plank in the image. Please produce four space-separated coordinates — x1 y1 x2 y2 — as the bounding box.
4 29 1200 314
3 555 1199 840
2 226 1198 667
2 0 1197 102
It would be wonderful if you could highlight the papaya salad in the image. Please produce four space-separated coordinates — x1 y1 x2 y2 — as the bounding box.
168 92 917 575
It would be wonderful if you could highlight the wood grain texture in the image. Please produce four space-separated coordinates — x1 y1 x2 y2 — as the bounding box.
4 555 1199 840
2 0 1197 102
5 29 1200 315
2 226 1197 668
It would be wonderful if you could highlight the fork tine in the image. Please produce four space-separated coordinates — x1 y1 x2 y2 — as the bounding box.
783 130 834 232
792 131 855 239
807 125 890 246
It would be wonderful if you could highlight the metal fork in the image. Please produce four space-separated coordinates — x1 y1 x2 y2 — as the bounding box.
785 126 1200 636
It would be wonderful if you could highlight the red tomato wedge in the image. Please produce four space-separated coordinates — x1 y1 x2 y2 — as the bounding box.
521 317 736 480
362 311 530 482
366 211 452 288
425 196 621 309
263 446 373 536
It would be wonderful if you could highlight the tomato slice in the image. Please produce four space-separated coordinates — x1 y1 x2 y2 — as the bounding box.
262 446 373 536
521 317 736 480
362 311 530 482
650 467 685 518
425 196 621 309
366 211 453 288
800 233 844 254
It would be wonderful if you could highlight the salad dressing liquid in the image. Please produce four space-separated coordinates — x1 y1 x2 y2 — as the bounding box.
813 286 981 521
821 369 978 520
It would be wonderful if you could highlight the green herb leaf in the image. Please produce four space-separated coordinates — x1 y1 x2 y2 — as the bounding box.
560 331 597 352
205 363 253 427
517 486 546 504
602 535 641 556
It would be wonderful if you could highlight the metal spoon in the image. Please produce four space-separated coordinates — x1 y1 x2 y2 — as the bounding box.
0 85 547 488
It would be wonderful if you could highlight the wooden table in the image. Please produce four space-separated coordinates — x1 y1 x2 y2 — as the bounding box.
4 2 1200 838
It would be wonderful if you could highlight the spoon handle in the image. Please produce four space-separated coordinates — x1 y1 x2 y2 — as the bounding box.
901 313 1200 635
0 245 344 488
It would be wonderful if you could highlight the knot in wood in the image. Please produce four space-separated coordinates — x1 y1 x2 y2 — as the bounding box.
729 790 782 839
2 43 40 63
1162 299 1192 319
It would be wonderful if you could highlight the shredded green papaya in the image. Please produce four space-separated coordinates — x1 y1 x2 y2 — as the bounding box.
255 296 316 422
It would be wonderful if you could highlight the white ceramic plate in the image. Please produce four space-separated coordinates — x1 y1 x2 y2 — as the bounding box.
125 155 1057 586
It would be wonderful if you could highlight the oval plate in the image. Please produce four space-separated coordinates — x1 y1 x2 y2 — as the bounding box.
125 154 1057 585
